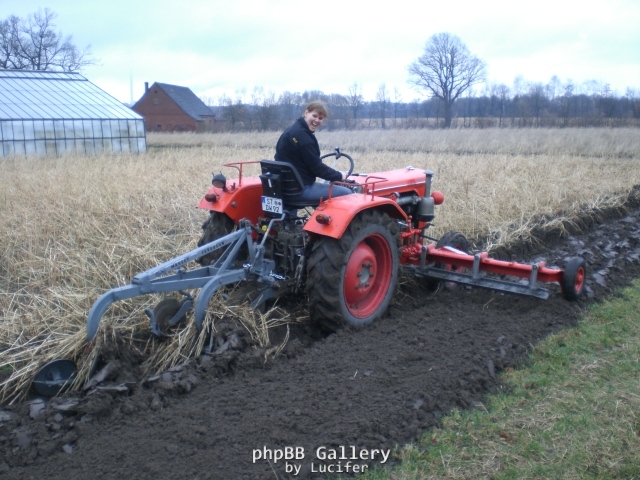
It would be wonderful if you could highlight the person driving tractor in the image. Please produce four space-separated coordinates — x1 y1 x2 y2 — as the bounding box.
274 100 353 204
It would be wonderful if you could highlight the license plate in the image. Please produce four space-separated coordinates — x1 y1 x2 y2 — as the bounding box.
261 196 283 214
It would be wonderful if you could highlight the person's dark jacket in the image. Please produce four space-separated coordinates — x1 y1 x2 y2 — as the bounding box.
274 118 342 186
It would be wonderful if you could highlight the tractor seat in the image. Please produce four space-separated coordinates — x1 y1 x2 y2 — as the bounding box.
259 160 319 210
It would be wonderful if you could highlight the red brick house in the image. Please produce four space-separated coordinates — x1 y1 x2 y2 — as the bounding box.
132 82 216 132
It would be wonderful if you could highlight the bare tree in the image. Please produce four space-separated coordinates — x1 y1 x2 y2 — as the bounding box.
219 93 248 130
495 84 510 127
393 87 403 127
0 9 95 71
328 93 349 129
346 82 364 128
528 82 546 127
278 91 302 127
408 32 485 128
376 83 389 128
250 86 278 131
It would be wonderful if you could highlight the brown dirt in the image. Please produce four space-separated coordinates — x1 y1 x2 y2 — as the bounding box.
2 191 640 479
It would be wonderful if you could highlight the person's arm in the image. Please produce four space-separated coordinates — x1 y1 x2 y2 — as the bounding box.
298 143 343 182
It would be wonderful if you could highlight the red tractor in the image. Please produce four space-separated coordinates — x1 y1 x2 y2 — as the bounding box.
86 149 586 340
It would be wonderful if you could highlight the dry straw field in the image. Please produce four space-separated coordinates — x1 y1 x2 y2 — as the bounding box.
1 127 639 402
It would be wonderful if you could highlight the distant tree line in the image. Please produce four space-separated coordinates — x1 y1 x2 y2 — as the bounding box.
204 78 640 132
205 32 638 131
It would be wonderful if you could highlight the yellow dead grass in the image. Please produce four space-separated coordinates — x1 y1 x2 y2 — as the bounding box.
1 128 639 402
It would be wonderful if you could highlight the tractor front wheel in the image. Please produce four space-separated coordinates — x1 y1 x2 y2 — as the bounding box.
307 210 400 331
197 212 236 266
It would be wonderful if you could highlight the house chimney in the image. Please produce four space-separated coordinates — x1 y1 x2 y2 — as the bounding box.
144 82 149 92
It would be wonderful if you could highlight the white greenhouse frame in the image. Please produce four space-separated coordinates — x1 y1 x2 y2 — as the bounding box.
0 70 146 157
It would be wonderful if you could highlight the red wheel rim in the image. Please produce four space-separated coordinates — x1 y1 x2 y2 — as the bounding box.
574 266 585 291
343 234 393 318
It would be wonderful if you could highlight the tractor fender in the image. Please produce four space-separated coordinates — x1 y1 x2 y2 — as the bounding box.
196 177 263 225
304 194 408 239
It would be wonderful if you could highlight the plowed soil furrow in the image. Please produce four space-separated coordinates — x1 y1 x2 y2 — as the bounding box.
2 201 640 479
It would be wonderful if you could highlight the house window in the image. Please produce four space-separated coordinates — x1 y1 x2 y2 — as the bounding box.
156 125 162 131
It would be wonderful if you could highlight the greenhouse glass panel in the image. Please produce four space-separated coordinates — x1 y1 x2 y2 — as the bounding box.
127 120 137 137
133 119 143 137
56 139 66 155
102 138 112 153
64 120 75 139
23 121 35 140
92 120 103 138
111 138 122 152
45 140 56 154
43 120 55 139
101 120 112 137
122 119 131 136
19 103 39 118
35 140 47 155
3 141 14 156
0 105 11 118
111 119 122 137
84 139 95 155
4 122 14 140
65 139 76 154
73 120 85 139
34 120 46 140
129 137 138 153
14 141 25 155
75 139 86 154
137 138 146 153
54 120 65 139
94 139 104 154
25 141 36 155
120 138 130 153
83 120 94 139
13 122 24 140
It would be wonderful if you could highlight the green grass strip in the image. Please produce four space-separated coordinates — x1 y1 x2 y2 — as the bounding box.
347 280 640 480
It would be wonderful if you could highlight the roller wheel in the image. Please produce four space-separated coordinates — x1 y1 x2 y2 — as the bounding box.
307 210 400 331
435 231 469 290
153 298 186 336
197 212 241 266
561 257 586 301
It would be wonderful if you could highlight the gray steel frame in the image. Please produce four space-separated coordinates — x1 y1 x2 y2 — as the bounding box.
86 216 285 341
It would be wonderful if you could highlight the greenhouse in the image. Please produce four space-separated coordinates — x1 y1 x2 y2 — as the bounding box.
0 70 146 157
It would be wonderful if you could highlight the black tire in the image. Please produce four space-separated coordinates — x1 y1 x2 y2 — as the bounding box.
197 212 237 266
307 210 400 332
434 231 469 290
153 298 186 336
561 257 586 301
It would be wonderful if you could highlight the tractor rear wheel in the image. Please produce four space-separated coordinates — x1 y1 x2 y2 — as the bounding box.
307 210 400 332
197 212 237 266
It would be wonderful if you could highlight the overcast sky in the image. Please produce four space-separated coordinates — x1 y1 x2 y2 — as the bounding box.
6 0 640 104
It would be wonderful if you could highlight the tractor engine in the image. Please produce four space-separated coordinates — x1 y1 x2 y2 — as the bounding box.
258 215 309 287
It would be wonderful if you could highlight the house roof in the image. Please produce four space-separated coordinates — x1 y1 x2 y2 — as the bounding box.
153 83 215 121
0 70 142 120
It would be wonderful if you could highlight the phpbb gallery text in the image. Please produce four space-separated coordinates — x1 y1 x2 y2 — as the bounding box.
252 445 391 476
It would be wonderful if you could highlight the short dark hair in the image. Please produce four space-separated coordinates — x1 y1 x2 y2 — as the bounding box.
304 100 328 118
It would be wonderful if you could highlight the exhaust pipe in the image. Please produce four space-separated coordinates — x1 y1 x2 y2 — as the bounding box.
416 170 435 222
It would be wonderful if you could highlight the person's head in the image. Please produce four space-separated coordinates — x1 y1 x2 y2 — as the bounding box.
303 100 328 132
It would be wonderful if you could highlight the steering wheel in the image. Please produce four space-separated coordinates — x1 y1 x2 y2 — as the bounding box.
320 147 355 179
